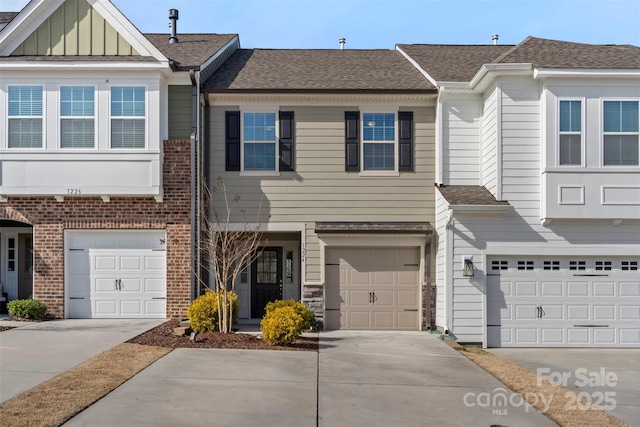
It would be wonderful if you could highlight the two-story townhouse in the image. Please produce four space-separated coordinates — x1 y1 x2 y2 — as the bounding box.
399 37 640 347
202 48 438 329
0 0 238 319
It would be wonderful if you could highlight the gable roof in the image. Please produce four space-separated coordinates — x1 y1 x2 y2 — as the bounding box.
400 36 640 83
144 33 237 70
0 12 18 24
203 48 436 92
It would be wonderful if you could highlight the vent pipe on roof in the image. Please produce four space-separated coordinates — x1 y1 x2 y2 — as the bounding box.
169 9 179 44
492 34 499 45
339 37 346 50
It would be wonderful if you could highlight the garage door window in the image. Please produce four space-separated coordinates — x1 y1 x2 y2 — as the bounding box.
622 261 638 271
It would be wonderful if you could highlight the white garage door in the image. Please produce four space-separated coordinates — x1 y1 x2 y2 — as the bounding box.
325 247 420 330
66 230 166 319
487 257 640 347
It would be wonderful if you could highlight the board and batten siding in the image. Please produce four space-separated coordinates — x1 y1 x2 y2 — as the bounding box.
481 85 499 194
12 0 138 56
168 86 192 140
441 95 482 185
207 105 436 283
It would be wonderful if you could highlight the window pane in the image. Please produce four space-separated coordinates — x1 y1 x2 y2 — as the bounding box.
8 118 42 148
111 119 145 148
111 86 145 117
559 135 581 165
363 113 395 142
244 143 276 171
61 119 94 148
364 143 395 170
61 86 94 117
604 101 639 132
559 100 581 132
604 135 639 166
8 86 42 116
243 112 276 142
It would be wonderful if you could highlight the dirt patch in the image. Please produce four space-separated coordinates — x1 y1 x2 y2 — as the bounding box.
459 347 629 427
0 343 169 427
127 319 318 351
0 326 16 332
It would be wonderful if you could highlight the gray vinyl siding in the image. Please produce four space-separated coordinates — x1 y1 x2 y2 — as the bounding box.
168 86 192 140
208 104 436 283
442 96 481 185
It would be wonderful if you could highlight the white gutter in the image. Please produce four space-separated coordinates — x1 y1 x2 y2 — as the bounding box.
534 68 640 79
0 62 169 70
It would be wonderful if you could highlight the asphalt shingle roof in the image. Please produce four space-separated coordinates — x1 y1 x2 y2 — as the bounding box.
144 33 237 69
0 12 18 24
203 48 436 92
400 36 640 83
437 186 510 206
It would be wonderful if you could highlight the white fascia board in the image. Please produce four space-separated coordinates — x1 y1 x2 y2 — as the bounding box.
0 61 166 70
534 68 640 79
0 0 64 55
468 63 533 91
87 0 167 61
200 36 240 72
395 45 439 88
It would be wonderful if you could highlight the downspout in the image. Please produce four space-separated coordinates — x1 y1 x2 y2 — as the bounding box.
445 208 454 334
190 69 199 301
435 88 444 185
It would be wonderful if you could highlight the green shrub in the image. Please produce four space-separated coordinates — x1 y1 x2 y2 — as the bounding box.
260 306 304 346
187 290 239 332
265 299 315 331
8 299 48 319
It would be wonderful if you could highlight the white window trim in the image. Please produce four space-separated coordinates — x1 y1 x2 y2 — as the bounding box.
58 85 98 151
6 83 45 151
108 85 148 150
359 110 399 176
557 97 585 167
240 108 280 176
601 98 640 167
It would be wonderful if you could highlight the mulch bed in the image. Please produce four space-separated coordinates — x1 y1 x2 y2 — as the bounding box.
127 319 318 351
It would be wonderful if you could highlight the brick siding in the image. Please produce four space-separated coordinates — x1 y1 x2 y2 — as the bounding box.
0 140 192 319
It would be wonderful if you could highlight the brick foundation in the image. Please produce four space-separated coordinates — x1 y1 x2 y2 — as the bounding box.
0 140 192 319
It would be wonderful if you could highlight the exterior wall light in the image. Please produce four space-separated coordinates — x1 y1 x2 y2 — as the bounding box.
463 258 474 277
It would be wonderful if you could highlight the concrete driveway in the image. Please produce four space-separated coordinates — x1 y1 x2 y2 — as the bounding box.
489 348 640 426
65 331 554 427
0 319 163 403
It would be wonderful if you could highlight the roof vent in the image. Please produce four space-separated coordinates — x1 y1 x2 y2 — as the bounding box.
339 37 346 50
492 34 499 45
169 9 179 44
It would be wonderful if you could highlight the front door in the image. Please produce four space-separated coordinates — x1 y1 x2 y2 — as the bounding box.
17 234 33 299
251 247 282 318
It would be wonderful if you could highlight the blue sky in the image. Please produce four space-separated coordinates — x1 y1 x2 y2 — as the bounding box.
3 0 639 48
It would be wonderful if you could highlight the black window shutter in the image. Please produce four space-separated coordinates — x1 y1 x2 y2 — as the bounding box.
345 111 360 171
279 111 294 171
398 111 413 171
225 111 240 171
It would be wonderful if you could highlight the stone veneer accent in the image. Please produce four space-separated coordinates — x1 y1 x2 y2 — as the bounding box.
0 140 192 319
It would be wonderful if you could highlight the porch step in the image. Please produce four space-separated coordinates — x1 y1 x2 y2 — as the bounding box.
173 326 192 336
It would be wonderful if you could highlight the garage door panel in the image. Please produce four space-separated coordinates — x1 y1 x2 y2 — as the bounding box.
487 256 640 347
66 231 166 319
325 247 420 330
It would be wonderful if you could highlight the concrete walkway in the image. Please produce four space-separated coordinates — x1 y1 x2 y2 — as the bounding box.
489 348 640 427
0 319 164 403
65 331 554 427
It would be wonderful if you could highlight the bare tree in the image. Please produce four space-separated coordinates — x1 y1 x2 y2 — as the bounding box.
200 176 266 333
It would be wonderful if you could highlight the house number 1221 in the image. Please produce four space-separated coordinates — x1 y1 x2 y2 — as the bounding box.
67 189 81 195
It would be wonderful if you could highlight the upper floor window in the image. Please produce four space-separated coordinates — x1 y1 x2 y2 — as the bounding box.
8 85 42 148
110 86 145 149
243 112 277 171
363 113 395 171
558 100 582 165
60 86 95 148
603 100 639 166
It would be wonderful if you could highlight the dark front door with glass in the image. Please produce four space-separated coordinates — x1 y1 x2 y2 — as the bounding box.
251 247 282 318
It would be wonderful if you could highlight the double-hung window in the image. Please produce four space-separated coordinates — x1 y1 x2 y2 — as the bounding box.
603 100 639 166
558 100 582 165
60 86 95 148
111 86 145 148
8 85 43 148
243 112 277 171
362 112 395 170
